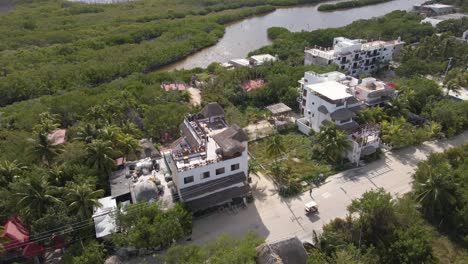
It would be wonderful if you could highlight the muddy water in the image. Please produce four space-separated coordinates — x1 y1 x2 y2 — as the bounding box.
164 0 426 70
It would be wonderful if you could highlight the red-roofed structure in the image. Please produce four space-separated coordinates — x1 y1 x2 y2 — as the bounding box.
241 79 265 92
22 242 45 258
1 216 29 251
47 129 67 145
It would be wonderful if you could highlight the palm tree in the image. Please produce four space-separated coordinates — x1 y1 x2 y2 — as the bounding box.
314 124 351 163
444 80 461 96
266 134 285 159
270 161 287 184
413 163 456 221
425 121 442 139
29 132 63 166
46 166 67 187
0 227 8 254
99 126 121 146
86 140 115 178
248 159 261 176
65 182 104 219
74 123 99 144
0 160 27 186
380 118 408 148
117 133 140 160
15 175 60 220
33 112 60 134
384 96 408 117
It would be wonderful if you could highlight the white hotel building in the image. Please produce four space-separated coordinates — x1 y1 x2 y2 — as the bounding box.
296 71 393 163
304 37 404 76
164 103 250 212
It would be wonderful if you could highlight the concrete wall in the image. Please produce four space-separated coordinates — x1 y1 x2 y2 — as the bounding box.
174 144 248 189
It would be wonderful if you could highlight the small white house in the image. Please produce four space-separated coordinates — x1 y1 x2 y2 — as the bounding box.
249 54 277 66
229 58 250 68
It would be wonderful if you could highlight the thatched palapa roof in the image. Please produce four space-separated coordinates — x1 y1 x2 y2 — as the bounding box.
256 237 308 264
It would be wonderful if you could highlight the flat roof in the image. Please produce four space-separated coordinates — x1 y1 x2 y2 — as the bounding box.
229 58 250 66
250 54 276 62
307 81 352 100
266 103 292 115
92 196 117 238
424 4 453 9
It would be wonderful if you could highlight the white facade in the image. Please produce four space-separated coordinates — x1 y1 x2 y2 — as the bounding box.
167 103 250 210
304 37 404 76
296 71 385 163
297 71 361 133
171 145 248 192
229 58 250 67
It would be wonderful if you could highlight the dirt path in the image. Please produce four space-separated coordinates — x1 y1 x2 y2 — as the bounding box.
188 87 201 106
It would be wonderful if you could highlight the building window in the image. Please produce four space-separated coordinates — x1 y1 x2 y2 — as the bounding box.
303 89 307 97
201 171 210 179
341 65 345 70
216 167 225 175
231 163 240 171
184 176 194 184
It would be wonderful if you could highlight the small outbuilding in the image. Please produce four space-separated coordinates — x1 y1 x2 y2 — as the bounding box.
47 129 67 145
266 103 292 117
229 58 250 68
249 54 277 66
256 237 308 264
266 103 293 129
136 139 161 160
92 197 118 238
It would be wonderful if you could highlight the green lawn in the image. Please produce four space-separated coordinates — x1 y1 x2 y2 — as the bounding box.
249 130 333 183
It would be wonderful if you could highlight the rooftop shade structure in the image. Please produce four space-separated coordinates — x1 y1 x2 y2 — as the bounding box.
307 81 353 100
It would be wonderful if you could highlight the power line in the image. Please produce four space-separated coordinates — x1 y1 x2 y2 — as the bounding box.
4 170 250 250
3 202 156 250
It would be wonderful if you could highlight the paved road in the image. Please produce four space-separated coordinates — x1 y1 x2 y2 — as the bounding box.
191 131 467 244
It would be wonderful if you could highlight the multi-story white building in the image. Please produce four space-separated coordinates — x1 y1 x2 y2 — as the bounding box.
304 37 404 76
165 103 250 212
296 71 389 164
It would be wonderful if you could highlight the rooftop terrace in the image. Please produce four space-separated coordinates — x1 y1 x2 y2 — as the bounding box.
171 116 228 172
170 103 248 172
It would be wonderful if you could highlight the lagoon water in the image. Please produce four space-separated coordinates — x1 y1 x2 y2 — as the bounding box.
165 0 426 70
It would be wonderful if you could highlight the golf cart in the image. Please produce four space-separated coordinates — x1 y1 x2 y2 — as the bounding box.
305 201 318 215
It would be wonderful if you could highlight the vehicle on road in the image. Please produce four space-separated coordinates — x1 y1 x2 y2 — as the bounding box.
305 201 318 215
